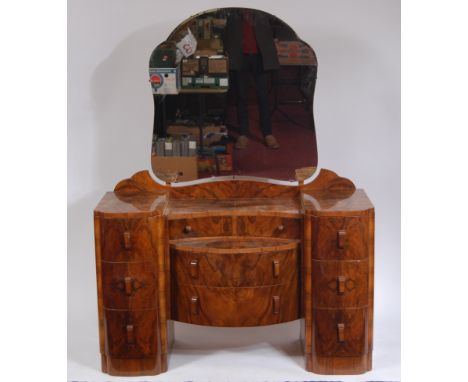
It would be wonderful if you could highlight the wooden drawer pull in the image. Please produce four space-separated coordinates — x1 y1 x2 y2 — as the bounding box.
337 323 345 342
337 276 346 294
337 230 346 249
123 231 132 249
124 277 133 296
189 259 199 278
191 296 199 315
277 224 285 232
126 324 135 344
273 296 280 315
273 259 280 278
184 225 192 234
118 277 142 296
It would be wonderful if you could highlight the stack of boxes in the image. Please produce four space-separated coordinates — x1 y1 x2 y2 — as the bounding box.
181 54 229 89
150 15 232 181
181 17 228 90
151 136 198 182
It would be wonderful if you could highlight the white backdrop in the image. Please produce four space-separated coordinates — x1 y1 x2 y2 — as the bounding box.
68 0 400 380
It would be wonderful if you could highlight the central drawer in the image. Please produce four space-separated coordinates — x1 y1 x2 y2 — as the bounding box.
237 216 301 239
171 243 298 287
170 236 300 327
169 216 232 239
172 283 299 326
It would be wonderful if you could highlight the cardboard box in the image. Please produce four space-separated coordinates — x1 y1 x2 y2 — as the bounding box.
151 155 198 182
181 59 199 76
194 49 218 56
182 55 228 76
167 124 227 146
149 66 181 95
181 75 228 89
197 38 224 51
275 41 317 66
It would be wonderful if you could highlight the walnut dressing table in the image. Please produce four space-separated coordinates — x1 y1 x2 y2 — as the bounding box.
94 169 374 376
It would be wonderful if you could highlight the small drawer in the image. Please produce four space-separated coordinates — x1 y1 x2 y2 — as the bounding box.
169 216 232 239
237 216 301 239
101 262 158 309
172 247 298 287
100 218 156 262
104 309 159 358
313 307 368 357
312 259 368 308
172 283 299 327
313 216 368 260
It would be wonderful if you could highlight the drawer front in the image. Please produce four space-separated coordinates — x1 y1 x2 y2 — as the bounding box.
172 247 298 287
100 218 156 262
169 216 232 239
312 259 368 308
237 216 301 239
105 309 159 358
314 216 368 260
313 307 368 357
172 283 299 326
102 262 158 309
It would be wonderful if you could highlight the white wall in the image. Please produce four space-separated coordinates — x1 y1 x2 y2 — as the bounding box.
68 0 400 380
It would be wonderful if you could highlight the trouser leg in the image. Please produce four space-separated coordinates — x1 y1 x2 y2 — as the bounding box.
235 66 250 136
253 57 272 136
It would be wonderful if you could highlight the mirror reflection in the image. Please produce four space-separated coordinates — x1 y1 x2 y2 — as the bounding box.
150 8 318 183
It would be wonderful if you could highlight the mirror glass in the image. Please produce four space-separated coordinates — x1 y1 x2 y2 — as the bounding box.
150 7 318 183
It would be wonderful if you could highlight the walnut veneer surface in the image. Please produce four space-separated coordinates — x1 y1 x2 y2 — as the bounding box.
94 169 374 376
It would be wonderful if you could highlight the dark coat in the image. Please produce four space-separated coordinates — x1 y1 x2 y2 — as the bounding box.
224 12 280 71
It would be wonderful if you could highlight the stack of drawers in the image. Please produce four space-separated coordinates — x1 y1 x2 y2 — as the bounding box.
95 216 166 376
306 212 374 374
168 215 302 327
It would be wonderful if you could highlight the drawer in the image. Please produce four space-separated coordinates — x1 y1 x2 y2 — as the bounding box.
313 307 368 357
172 247 298 287
100 218 156 262
313 216 368 260
312 259 368 308
102 262 158 309
237 216 301 239
169 216 232 239
172 283 299 326
104 309 159 358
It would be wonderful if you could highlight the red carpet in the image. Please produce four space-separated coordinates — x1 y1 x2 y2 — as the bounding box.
225 103 318 181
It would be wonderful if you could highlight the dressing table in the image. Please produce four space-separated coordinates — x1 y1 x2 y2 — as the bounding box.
94 7 374 377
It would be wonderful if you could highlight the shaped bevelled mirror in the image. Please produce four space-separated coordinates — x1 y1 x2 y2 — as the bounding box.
150 7 318 183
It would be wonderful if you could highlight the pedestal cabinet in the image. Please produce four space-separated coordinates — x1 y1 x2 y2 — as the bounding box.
94 168 374 376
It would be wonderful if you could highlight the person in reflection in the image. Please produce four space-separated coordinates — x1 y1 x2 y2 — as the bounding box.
225 9 280 149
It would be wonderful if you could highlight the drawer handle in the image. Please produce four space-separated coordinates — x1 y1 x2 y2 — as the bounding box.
337 323 345 342
124 277 133 296
123 231 132 250
118 277 142 296
337 230 346 249
272 259 280 278
273 296 280 314
184 225 192 234
190 259 199 278
191 296 199 315
337 276 346 295
126 324 135 344
277 224 285 232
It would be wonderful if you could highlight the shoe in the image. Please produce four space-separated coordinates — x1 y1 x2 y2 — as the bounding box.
235 135 248 149
265 134 280 149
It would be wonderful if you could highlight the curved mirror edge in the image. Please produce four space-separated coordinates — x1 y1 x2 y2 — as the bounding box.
147 166 322 187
